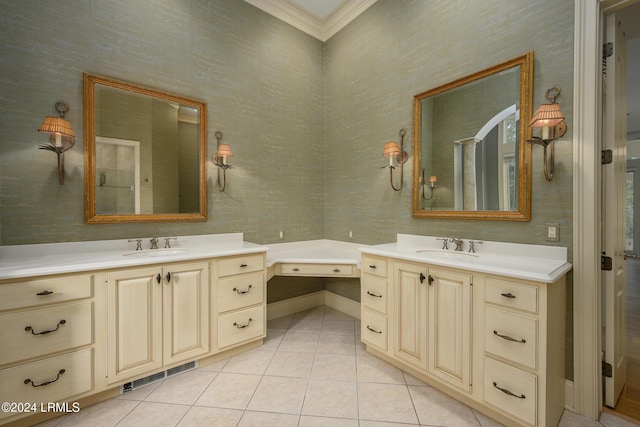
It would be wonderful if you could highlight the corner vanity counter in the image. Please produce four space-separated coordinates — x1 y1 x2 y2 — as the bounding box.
0 233 268 426
359 234 572 427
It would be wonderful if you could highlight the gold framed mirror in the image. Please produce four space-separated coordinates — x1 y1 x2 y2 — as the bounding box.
83 73 207 223
412 51 533 221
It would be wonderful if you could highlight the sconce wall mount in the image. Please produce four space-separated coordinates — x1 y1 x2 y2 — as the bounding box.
38 101 75 185
212 130 233 192
383 128 409 191
527 87 567 182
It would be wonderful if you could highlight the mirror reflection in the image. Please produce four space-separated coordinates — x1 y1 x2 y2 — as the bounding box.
83 73 207 223
412 52 533 221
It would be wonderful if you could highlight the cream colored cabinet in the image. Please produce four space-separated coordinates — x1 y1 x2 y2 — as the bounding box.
482 276 566 427
212 254 266 352
427 268 472 393
392 261 428 370
360 253 566 427
0 273 97 422
361 255 389 351
106 261 209 384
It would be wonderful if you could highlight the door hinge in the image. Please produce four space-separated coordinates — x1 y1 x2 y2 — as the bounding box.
603 360 613 378
601 255 613 271
602 150 613 164
603 42 614 59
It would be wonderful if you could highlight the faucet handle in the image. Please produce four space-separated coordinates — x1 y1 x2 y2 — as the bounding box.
468 240 483 253
164 237 177 248
128 239 143 251
436 238 449 250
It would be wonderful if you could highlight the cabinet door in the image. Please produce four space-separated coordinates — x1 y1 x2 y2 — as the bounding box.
163 261 209 365
392 262 428 370
428 268 472 392
106 267 163 384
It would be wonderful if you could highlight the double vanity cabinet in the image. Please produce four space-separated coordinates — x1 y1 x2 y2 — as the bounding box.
360 235 571 427
0 235 267 425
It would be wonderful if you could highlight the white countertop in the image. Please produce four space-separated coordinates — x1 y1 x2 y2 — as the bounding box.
0 233 266 280
359 234 572 283
265 240 363 268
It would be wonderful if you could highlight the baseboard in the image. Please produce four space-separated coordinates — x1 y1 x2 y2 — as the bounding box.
267 291 360 320
565 379 574 411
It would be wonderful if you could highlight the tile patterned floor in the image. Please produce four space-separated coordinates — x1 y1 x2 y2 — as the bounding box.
36 306 638 427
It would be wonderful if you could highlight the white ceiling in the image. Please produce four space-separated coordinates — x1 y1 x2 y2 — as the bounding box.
244 0 377 41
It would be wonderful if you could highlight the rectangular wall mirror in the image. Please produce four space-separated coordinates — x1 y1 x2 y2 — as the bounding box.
412 51 533 221
83 73 207 223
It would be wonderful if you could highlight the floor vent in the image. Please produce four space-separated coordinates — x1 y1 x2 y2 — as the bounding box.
121 361 198 393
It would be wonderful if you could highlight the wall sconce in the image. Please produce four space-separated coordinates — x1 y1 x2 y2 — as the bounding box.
212 130 232 191
420 169 437 200
38 101 75 185
528 87 567 182
382 128 408 191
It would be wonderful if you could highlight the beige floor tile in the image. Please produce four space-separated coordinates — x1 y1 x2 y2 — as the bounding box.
402 371 428 386
294 306 326 319
266 350 314 377
317 333 356 355
194 372 261 410
599 411 639 427
408 385 480 426
55 399 139 427
267 314 294 330
358 421 419 426
177 406 243 427
289 316 323 333
302 378 358 419
197 356 230 372
356 355 406 384
322 319 356 335
358 382 418 424
238 411 300 427
261 328 286 350
279 331 319 353
144 370 217 405
247 375 308 414
473 409 505 427
222 348 274 375
311 353 357 381
116 401 190 427
299 415 359 426
324 307 357 321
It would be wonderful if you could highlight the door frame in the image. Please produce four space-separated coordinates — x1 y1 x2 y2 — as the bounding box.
573 0 638 419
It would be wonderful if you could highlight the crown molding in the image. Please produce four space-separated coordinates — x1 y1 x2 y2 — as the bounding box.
245 0 377 42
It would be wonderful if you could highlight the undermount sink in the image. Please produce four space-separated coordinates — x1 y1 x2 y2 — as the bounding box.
123 248 188 258
415 249 479 260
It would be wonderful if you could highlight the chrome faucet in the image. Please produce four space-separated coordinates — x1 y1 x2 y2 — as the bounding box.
150 236 159 250
468 240 483 253
450 237 464 251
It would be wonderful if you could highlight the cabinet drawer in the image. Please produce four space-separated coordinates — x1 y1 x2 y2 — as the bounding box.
361 255 387 277
485 307 537 370
361 309 387 351
484 357 537 426
0 275 93 312
217 254 265 277
485 277 538 314
217 305 265 349
0 348 93 419
0 302 93 366
280 263 353 277
361 274 387 314
217 271 265 313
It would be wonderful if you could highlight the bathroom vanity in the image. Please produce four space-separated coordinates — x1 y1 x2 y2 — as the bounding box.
360 234 571 427
0 234 267 425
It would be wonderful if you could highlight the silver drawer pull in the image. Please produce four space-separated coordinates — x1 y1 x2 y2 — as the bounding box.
233 285 253 295
333 268 341 272
369 265 377 269
366 325 382 334
493 330 526 343
233 318 253 329
492 381 525 399
367 291 383 298
24 369 66 388
500 292 516 298
240 263 248 268
36 290 54 296
25 320 66 335
292 268 300 272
